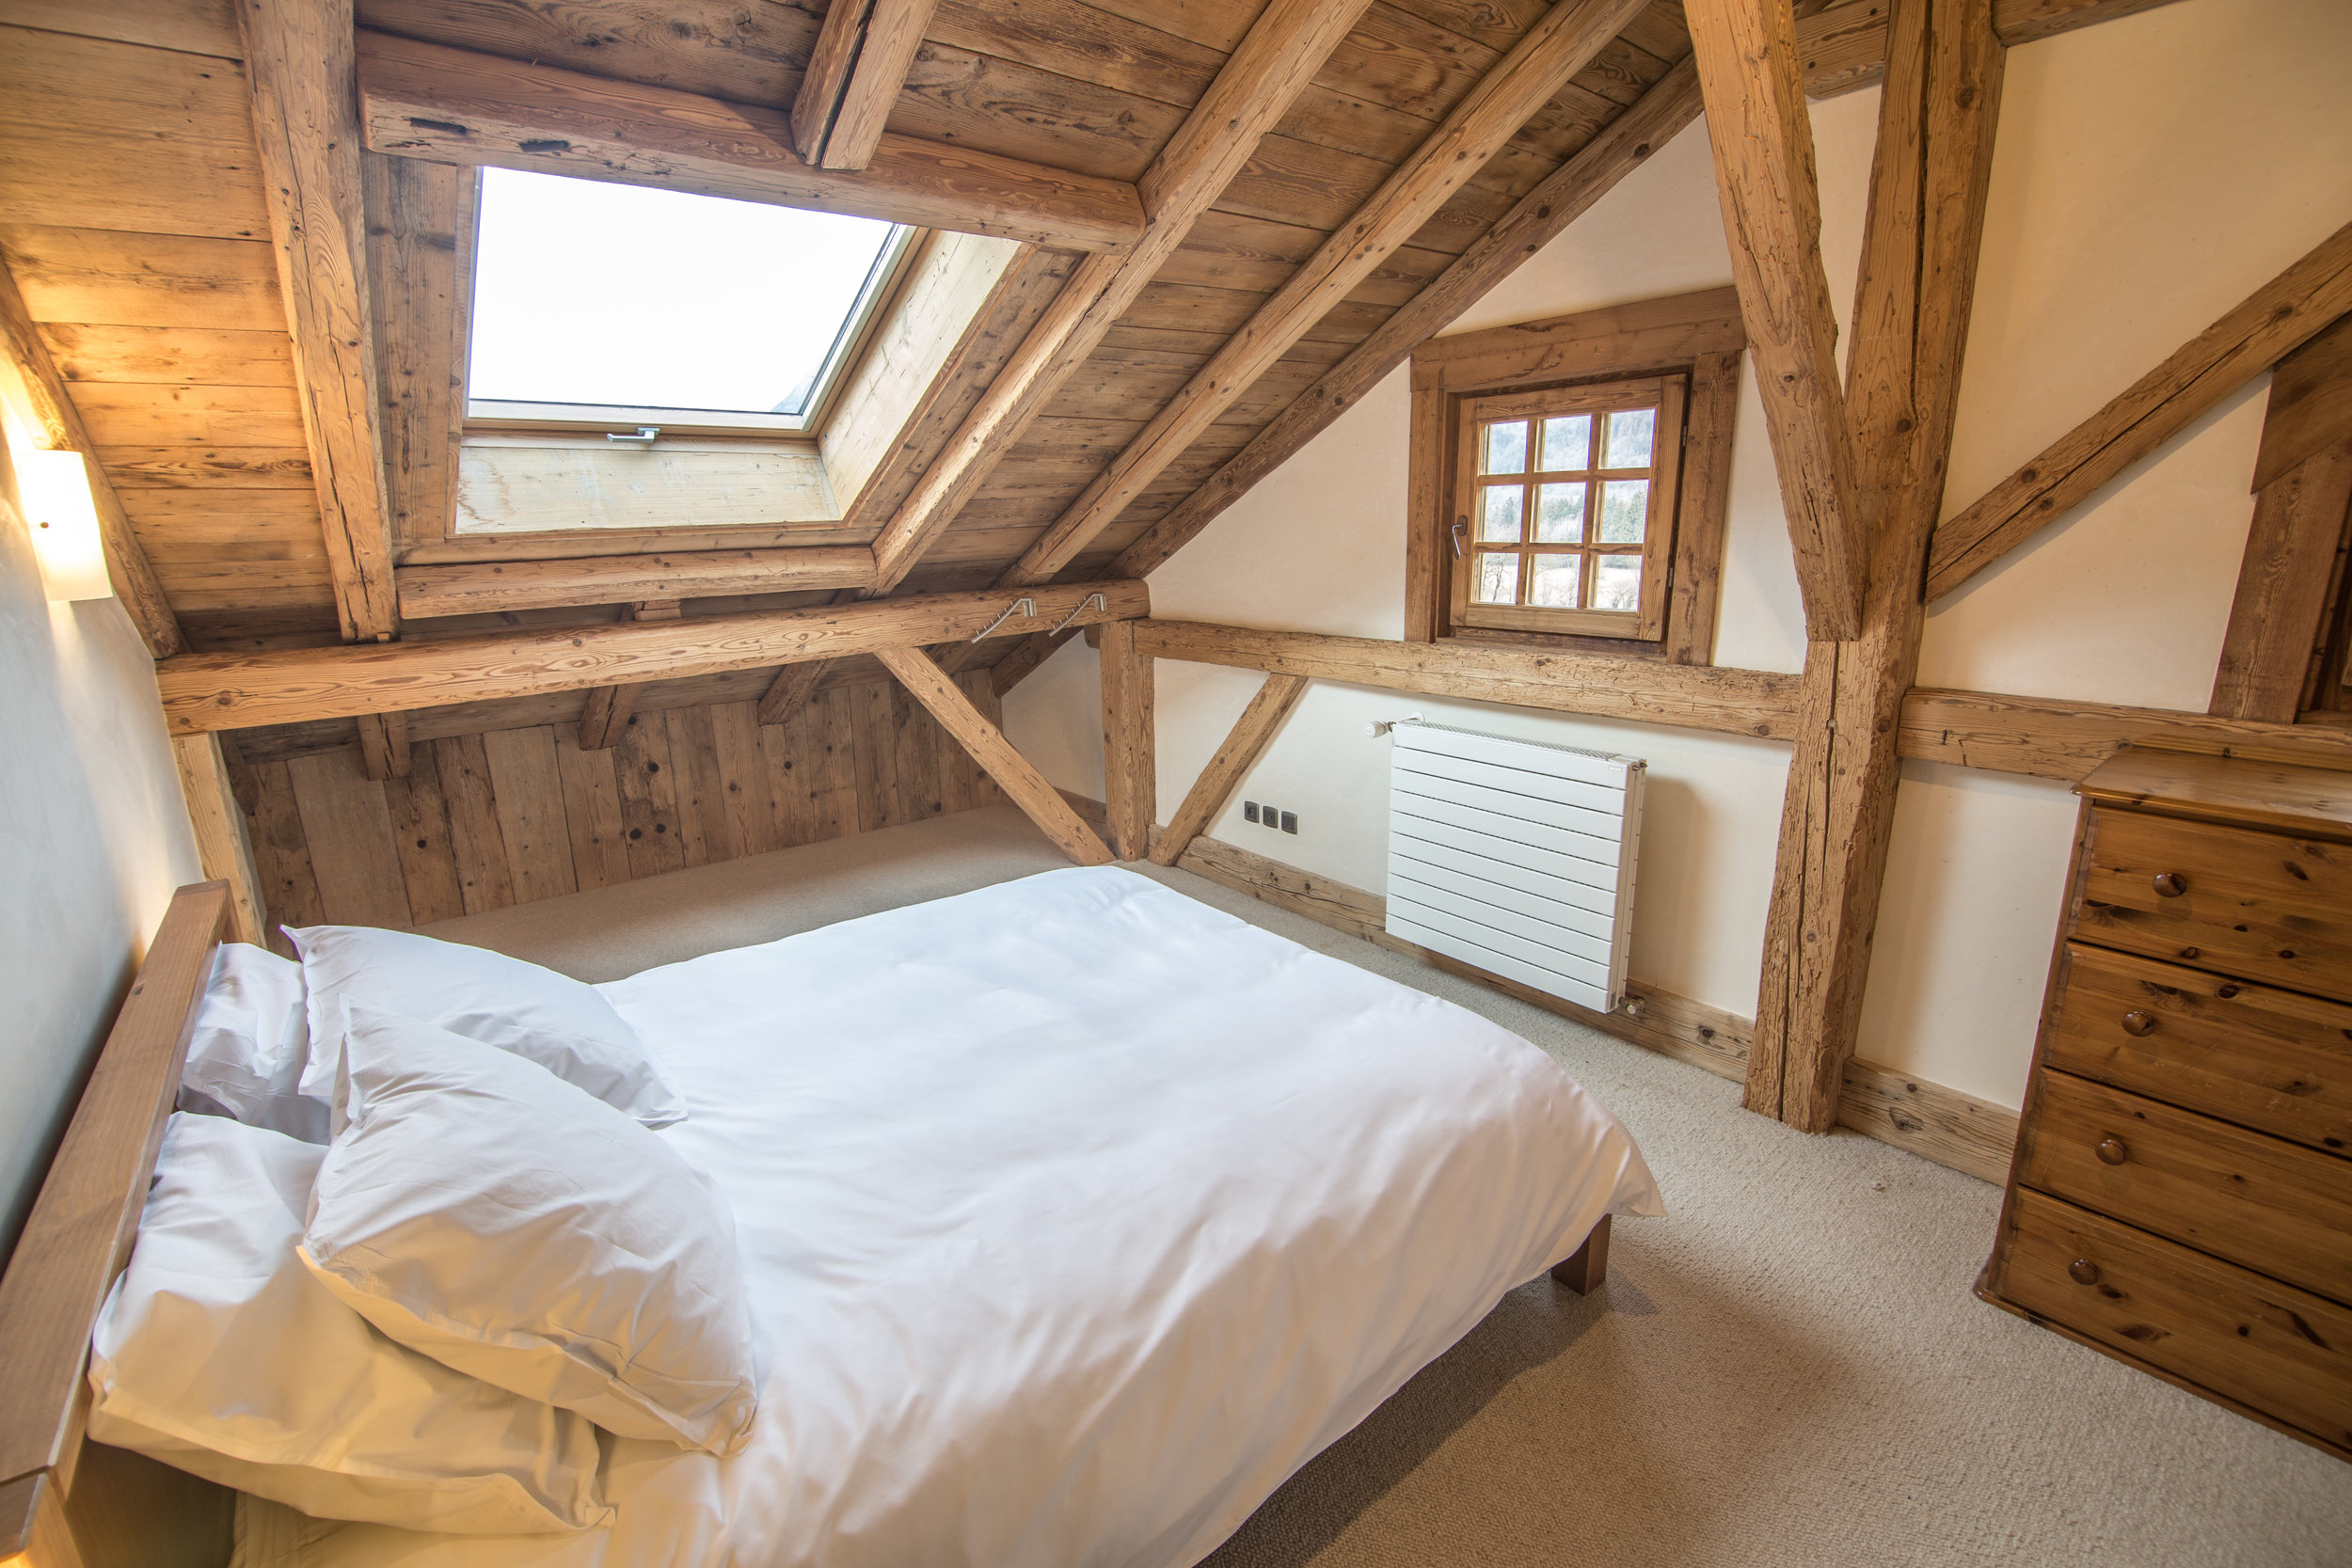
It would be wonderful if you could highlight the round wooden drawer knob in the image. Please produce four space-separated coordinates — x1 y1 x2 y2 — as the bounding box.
2153 872 2188 898
2095 1136 2130 1166
2068 1258 2102 1286
2121 1010 2158 1037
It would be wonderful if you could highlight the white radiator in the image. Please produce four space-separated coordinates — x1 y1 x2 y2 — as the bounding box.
1384 721 1645 1014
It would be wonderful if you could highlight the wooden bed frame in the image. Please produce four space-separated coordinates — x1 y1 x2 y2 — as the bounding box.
0 879 1613 1567
0 881 235 1568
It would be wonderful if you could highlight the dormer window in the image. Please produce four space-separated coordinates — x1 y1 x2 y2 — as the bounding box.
464 168 915 436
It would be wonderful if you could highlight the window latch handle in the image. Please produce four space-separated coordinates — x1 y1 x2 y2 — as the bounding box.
606 426 660 443
1449 518 1468 559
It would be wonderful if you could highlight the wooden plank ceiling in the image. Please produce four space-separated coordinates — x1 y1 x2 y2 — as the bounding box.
0 0 1698 723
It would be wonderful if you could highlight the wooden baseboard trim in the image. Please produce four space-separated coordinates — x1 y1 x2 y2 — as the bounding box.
1154 828 2018 1182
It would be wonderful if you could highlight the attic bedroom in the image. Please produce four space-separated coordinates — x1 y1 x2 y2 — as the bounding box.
3 0 2349 1562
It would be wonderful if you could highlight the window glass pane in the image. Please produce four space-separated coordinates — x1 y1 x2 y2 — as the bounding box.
1594 553 1643 611
1539 414 1592 472
1482 420 1528 475
1535 483 1586 543
1472 551 1520 605
468 168 901 416
1598 478 1649 543
1477 484 1524 544
1604 406 1657 469
1530 554 1582 608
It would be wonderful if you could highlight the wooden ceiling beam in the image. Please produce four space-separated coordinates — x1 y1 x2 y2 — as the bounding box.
862 0 1381 593
355 30 1146 254
1000 0 1654 590
1688 0 1865 643
879 644 1115 866
1113 59 1706 579
1927 218 2352 601
1131 618 1803 740
0 258 185 658
241 0 401 643
157 579 1148 733
1796 0 2197 100
791 0 939 173
396 546 878 619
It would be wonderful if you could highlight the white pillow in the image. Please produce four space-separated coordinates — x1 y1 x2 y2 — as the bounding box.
287 924 685 1128
302 1004 759 1455
179 942 327 1144
88 1114 609 1535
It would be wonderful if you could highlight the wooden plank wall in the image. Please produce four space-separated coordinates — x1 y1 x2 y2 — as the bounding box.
236 672 1005 944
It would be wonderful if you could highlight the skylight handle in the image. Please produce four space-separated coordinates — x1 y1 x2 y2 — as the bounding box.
606 426 660 443
1047 593 1107 635
971 597 1037 643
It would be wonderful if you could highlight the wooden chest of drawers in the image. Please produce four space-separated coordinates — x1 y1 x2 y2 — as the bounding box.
1979 751 2352 1461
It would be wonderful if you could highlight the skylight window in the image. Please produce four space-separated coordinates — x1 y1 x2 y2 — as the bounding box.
465 169 910 430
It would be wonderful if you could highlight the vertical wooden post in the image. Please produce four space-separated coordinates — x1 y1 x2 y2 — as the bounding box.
172 734 270 947
1748 0 2004 1130
355 712 410 780
1098 619 1154 860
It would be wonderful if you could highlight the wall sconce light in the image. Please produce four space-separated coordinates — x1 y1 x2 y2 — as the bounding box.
16 445 113 602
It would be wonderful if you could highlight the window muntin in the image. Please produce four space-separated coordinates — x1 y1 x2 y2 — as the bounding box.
463 168 915 435
1450 377 1684 640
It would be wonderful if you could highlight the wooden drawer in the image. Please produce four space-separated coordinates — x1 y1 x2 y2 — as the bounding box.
1993 1188 2352 1454
2072 807 2352 1005
2018 1070 2352 1304
2045 942 2352 1155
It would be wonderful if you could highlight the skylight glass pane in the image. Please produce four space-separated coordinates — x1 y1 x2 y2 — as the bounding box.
466 169 899 418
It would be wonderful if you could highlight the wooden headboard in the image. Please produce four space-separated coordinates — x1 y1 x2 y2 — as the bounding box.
0 882 235 1568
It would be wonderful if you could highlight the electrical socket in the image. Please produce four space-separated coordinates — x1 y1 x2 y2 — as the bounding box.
1243 800 1261 824
1279 811 1297 834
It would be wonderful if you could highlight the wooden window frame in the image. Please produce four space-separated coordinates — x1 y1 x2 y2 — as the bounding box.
1407 288 1747 664
1452 376 1686 641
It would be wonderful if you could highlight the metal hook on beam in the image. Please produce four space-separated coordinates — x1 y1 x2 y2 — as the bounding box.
1046 592 1108 636
970 596 1037 643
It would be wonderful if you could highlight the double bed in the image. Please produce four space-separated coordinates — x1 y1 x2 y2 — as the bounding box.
2 865 1661 1568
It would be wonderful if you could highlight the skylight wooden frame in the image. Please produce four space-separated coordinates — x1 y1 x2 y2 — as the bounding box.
460 199 924 441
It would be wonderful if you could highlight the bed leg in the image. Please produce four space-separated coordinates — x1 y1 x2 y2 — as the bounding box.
1549 1214 1611 1295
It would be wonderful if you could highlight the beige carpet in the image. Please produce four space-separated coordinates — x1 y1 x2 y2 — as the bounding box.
428 805 2352 1568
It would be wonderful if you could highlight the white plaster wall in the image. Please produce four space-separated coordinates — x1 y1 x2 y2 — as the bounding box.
1009 0 2352 1113
0 430 201 1261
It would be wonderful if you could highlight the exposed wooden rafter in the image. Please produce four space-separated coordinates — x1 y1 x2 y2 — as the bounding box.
791 0 939 172
240 0 401 643
861 0 1383 595
1926 219 2352 600
1687 0 1865 643
158 580 1147 733
1112 56 1707 582
999 0 1654 591
354 31 1147 254
879 644 1116 865
1747 0 2005 1132
0 256 185 658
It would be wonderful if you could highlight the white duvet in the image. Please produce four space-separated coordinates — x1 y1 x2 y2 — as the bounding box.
241 867 1661 1568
